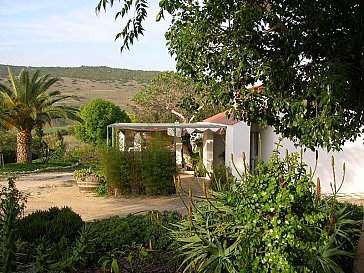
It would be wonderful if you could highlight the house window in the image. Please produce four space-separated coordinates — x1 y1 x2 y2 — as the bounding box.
250 131 260 173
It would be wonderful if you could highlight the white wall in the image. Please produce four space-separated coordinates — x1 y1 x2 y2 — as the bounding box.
225 122 251 178
261 126 364 194
203 130 214 172
260 127 276 161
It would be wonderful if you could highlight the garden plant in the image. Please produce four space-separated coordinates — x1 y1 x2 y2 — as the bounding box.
98 135 176 196
0 68 79 163
171 150 363 273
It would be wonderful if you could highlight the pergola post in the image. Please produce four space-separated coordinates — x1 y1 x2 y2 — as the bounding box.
111 127 115 147
107 126 109 147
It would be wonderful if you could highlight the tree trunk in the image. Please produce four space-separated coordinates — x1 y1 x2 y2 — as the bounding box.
16 129 32 163
354 219 364 273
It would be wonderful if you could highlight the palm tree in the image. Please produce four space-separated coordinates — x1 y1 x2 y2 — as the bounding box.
0 67 79 163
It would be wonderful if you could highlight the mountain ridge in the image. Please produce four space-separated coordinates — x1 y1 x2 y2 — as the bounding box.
0 64 160 112
0 64 161 84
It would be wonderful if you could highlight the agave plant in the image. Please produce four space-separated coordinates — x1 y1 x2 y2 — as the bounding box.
0 67 79 163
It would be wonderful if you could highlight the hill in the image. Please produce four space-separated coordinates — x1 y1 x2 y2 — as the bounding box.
0 64 162 113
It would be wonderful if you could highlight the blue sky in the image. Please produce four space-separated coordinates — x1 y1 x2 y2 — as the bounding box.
0 0 176 71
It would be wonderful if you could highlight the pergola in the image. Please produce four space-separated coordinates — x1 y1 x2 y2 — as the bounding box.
106 122 227 147
106 122 227 169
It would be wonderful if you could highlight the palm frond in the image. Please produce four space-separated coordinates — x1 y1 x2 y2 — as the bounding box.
0 67 79 130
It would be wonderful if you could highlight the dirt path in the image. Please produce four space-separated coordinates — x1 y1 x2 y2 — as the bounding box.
0 172 207 222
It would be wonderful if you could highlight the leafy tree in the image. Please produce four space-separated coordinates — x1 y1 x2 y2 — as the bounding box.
133 71 224 123
0 68 79 163
97 0 364 151
75 98 131 144
0 129 16 154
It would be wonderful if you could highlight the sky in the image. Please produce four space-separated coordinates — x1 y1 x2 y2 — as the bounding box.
0 0 176 71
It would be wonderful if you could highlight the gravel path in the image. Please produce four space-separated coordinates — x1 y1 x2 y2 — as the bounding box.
0 172 206 221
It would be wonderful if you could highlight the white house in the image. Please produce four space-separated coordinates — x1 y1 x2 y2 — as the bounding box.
202 112 364 195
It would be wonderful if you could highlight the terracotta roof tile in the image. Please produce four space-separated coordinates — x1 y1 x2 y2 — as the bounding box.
203 112 239 125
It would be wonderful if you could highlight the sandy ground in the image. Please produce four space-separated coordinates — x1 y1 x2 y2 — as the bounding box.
0 171 361 222
0 172 208 222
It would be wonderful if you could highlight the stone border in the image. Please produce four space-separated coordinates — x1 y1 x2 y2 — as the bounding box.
0 162 80 175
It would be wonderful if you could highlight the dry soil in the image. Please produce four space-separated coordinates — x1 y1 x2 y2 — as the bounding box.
0 171 207 222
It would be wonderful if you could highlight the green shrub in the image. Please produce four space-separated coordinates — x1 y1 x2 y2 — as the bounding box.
90 211 181 254
32 129 66 163
17 207 84 244
0 130 17 163
0 178 27 273
141 140 176 195
98 146 135 194
15 224 96 273
171 150 362 273
98 136 176 196
209 163 236 192
95 181 109 196
74 99 130 144
90 211 181 273
74 144 100 168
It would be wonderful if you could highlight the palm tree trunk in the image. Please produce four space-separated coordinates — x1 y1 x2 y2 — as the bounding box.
16 129 32 163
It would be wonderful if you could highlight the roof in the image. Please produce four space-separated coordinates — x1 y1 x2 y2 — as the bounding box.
203 112 239 125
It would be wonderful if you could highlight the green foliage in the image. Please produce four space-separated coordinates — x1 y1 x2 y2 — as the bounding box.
167 0 364 150
96 0 149 52
73 168 102 182
90 211 180 253
0 64 160 84
0 178 27 273
172 150 362 272
18 224 96 273
0 67 79 163
95 181 109 197
99 244 149 273
209 164 236 192
0 130 16 164
0 159 76 173
98 146 136 194
98 137 176 195
141 139 177 195
133 71 225 123
102 0 364 150
74 144 100 168
32 129 66 164
0 130 15 154
75 99 130 144
17 206 84 244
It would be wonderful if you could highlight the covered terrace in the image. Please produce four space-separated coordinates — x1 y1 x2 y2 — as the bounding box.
106 122 227 170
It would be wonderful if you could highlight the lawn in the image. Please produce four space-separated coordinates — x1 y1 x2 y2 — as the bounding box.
0 158 78 173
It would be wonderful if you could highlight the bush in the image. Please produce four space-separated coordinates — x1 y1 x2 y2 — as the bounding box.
0 130 16 163
90 211 181 268
98 146 136 194
17 206 84 244
209 163 236 192
74 144 100 168
98 136 176 196
32 129 66 163
171 150 363 273
74 99 131 144
141 140 177 195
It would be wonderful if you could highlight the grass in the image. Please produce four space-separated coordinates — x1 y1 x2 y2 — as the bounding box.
0 158 78 173
43 125 71 134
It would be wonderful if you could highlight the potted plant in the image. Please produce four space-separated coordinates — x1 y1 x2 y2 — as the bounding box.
73 168 102 192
